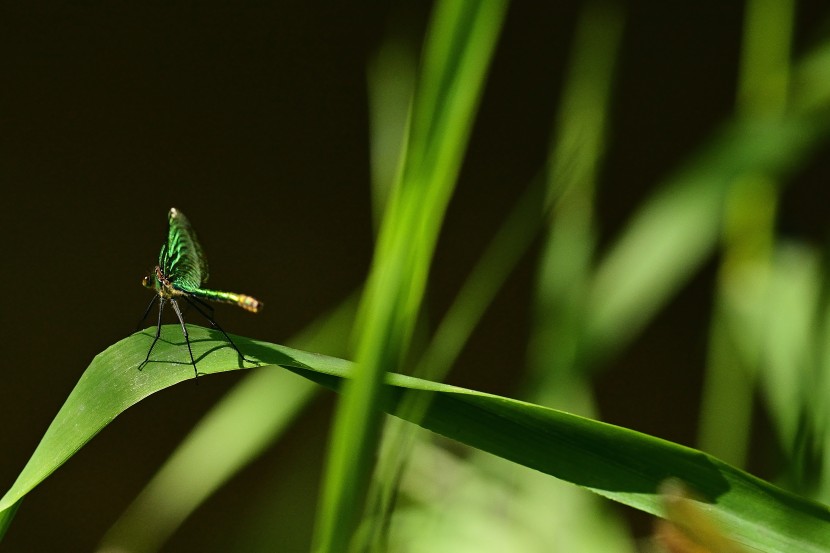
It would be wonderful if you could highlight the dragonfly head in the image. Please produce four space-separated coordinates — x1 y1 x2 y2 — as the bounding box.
141 268 160 290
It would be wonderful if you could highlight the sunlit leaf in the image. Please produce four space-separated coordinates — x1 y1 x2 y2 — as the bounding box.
2 328 829 553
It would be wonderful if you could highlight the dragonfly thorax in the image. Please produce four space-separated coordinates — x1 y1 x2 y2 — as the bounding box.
142 266 178 298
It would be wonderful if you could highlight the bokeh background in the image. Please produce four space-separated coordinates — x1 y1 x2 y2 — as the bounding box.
1 2 829 551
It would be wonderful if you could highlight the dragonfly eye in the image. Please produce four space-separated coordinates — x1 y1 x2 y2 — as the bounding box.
141 275 154 289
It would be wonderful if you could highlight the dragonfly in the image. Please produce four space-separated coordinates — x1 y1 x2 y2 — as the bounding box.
138 207 263 378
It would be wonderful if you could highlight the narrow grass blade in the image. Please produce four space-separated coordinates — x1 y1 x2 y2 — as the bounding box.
518 3 632 552
696 0 793 469
817 269 830 504
759 243 823 455
367 35 416 228
313 1 508 551
584 25 830 366
0 500 20 542
584 114 823 366
364 174 547 552
737 0 794 117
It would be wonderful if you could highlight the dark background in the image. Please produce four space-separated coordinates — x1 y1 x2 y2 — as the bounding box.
1 2 828 551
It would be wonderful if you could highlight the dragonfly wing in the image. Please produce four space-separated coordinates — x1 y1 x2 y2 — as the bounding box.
157 243 168 272
166 208 209 289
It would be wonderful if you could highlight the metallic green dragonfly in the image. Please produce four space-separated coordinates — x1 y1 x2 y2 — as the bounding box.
138 208 263 377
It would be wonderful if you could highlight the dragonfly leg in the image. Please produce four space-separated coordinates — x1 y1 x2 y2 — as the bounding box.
170 298 199 379
137 294 158 332
140 297 164 370
185 295 256 365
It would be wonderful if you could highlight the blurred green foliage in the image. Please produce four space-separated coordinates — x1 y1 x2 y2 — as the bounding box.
4 1 830 552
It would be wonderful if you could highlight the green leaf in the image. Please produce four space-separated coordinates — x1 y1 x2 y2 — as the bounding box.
3 327 829 552
98 295 358 553
584 114 823 365
0 326 253 518
288 347 830 553
0 500 19 541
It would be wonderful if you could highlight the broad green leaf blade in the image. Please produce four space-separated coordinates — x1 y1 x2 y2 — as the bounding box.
0 326 254 516
4 328 829 552
98 295 358 553
280 351 830 553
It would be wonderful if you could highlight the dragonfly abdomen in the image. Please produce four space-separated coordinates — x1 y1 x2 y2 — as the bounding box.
192 289 263 313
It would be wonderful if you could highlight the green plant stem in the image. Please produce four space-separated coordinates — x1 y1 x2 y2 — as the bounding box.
696 0 793 467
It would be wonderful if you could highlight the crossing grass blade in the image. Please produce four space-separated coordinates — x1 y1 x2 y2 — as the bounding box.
515 3 633 552
695 0 793 470
2 329 830 552
311 1 508 551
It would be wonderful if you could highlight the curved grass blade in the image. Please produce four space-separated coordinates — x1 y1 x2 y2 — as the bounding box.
2 328 830 552
0 326 253 519
286 355 830 553
97 296 358 553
